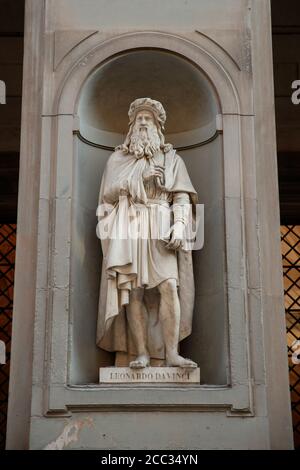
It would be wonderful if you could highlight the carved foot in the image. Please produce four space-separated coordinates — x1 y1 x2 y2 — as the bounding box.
166 354 198 369
129 354 150 369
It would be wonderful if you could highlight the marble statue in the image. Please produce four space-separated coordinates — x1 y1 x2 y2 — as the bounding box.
96 98 199 369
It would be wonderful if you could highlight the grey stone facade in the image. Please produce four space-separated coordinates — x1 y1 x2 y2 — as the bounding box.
6 0 293 449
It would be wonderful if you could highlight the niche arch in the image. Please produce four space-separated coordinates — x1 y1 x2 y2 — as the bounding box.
48 32 251 411
70 48 227 385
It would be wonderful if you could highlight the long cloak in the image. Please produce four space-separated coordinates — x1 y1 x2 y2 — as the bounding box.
96 148 198 359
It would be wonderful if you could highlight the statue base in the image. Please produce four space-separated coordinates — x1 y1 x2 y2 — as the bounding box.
99 367 200 384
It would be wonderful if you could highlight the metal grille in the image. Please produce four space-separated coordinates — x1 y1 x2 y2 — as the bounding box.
281 225 300 449
0 224 16 450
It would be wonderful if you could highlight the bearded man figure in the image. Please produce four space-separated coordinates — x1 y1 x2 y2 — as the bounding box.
96 98 198 369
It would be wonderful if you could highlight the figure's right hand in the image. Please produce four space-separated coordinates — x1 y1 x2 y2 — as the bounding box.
119 179 129 196
142 164 165 183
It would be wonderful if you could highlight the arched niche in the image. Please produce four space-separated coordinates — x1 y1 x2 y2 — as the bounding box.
78 50 219 148
69 48 228 385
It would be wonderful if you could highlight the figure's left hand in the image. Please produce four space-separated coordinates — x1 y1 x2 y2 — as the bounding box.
166 222 185 250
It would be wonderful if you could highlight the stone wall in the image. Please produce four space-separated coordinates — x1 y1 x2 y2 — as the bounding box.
6 0 293 449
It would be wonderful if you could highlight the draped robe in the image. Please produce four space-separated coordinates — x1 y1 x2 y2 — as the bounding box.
96 148 198 359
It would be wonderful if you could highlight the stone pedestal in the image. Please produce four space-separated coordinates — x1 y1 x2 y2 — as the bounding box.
6 0 293 450
99 367 200 384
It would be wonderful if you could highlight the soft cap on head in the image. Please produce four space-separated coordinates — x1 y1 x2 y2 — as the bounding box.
128 98 167 129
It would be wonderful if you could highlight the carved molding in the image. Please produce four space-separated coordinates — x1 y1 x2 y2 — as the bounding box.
73 129 223 152
51 31 248 116
195 30 241 71
54 30 98 70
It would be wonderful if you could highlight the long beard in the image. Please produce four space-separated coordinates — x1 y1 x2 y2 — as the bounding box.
128 127 161 159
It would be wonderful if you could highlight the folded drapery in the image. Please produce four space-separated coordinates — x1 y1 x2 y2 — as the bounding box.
96 148 198 359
